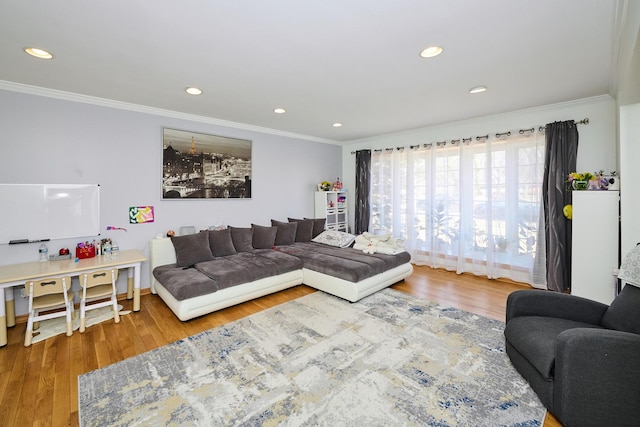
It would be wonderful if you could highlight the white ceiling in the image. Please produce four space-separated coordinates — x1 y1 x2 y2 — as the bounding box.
0 1 619 143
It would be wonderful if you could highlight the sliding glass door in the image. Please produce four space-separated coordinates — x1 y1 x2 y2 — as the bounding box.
370 131 546 286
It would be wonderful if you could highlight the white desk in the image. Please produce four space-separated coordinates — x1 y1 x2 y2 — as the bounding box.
0 249 146 347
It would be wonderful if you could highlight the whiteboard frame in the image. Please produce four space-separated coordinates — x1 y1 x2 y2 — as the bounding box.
0 184 100 244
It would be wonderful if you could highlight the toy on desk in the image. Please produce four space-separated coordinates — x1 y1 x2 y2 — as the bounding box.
49 247 71 261
76 242 96 259
107 226 128 232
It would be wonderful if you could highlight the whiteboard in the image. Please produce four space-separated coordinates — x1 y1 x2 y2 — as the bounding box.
0 184 100 244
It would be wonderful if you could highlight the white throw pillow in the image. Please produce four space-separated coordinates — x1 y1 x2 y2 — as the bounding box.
311 230 356 248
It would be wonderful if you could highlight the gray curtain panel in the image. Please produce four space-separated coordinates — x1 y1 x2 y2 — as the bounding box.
542 121 578 292
354 150 371 235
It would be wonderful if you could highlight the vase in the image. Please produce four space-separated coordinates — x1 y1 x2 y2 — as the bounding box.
572 180 588 190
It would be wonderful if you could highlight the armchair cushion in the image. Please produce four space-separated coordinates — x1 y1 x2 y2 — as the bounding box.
600 284 640 334
504 316 602 379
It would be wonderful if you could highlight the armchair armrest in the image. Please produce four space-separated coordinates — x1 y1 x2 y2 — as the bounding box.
506 289 608 325
554 328 640 426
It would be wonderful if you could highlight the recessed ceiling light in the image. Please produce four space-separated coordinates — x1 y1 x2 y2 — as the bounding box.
185 87 203 95
274 108 286 114
469 86 487 94
420 46 443 58
24 47 53 59
332 123 343 128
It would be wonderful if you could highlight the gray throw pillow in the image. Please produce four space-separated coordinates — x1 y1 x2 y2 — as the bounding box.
305 217 327 238
171 232 214 267
229 226 254 252
288 217 314 242
208 228 237 257
271 219 298 246
600 284 640 334
252 224 277 249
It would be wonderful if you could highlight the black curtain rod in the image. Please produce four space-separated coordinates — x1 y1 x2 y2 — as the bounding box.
350 117 589 154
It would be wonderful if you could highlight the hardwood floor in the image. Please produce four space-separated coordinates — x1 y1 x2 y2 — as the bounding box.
0 265 562 426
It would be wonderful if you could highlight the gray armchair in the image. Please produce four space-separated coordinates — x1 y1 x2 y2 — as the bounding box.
504 284 640 427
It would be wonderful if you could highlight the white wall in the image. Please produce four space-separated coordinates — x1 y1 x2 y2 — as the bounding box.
615 0 640 106
619 103 640 256
341 95 617 231
617 0 640 258
0 89 341 314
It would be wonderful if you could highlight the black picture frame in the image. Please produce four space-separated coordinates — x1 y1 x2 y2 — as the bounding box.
162 128 252 199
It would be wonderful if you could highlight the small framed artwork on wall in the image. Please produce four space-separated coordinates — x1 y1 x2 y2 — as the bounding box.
162 128 252 199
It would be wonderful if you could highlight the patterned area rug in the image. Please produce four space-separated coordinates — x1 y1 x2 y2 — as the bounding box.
78 289 544 426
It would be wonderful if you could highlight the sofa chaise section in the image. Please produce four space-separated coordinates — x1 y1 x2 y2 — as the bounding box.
276 242 413 302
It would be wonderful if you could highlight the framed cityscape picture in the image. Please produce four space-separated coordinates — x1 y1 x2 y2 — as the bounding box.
162 128 252 199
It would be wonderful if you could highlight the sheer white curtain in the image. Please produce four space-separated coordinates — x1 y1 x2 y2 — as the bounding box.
370 131 547 287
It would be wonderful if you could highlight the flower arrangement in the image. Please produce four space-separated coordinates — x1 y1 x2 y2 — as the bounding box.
318 181 332 191
567 171 595 183
567 171 616 190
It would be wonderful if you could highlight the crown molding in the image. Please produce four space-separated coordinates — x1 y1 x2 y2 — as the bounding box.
0 80 339 145
344 94 615 145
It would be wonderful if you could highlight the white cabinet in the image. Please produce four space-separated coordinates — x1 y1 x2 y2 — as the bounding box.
314 191 348 232
571 191 619 304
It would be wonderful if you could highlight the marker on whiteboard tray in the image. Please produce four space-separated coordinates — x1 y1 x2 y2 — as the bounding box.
8 238 50 244
9 239 29 244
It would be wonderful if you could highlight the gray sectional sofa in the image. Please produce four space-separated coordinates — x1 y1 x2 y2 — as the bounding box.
149 219 413 321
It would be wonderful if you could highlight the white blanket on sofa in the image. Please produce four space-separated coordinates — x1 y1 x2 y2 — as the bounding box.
353 232 406 255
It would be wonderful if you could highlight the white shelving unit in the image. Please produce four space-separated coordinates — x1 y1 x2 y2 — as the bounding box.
571 190 619 304
314 191 348 232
